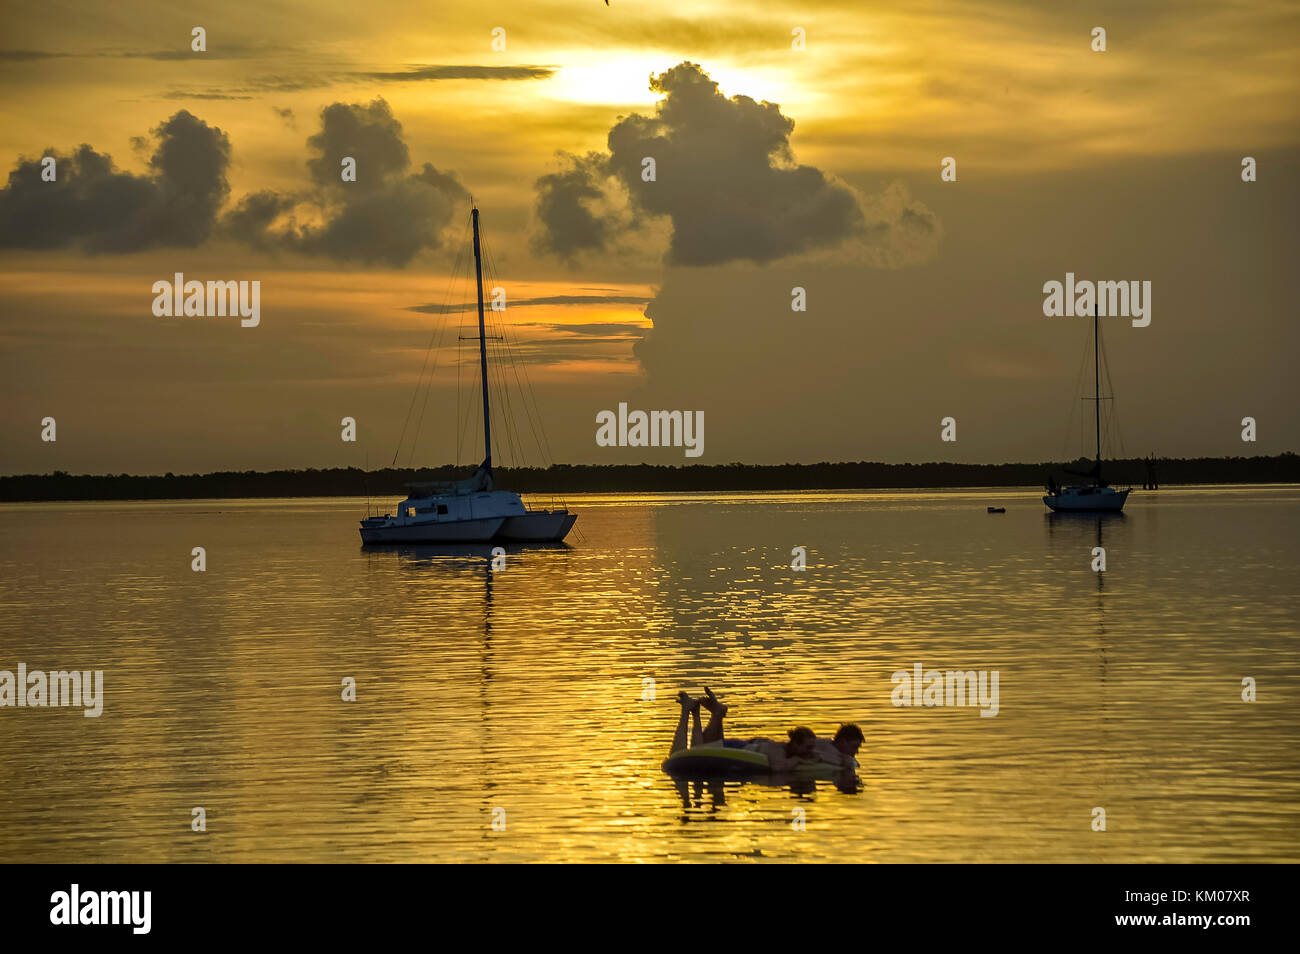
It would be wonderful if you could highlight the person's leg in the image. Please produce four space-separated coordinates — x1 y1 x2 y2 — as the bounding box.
700 686 728 743
670 691 694 754
690 700 704 747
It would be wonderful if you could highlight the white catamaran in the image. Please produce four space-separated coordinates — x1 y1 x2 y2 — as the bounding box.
359 207 577 544
1043 306 1132 513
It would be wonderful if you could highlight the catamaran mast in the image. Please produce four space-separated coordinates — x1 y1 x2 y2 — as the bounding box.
472 206 492 469
1093 304 1101 481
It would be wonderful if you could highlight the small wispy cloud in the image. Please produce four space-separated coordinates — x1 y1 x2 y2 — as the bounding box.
0 46 275 61
162 91 254 100
529 322 647 338
349 65 555 82
0 50 73 61
411 294 649 314
154 65 556 103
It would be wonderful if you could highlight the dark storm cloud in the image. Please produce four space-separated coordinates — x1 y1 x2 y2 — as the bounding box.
533 61 940 267
224 98 468 266
0 110 230 252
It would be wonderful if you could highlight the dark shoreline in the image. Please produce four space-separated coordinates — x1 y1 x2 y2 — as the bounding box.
2 454 1296 502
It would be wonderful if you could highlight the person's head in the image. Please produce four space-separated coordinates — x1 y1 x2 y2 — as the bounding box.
832 723 864 757
785 726 817 759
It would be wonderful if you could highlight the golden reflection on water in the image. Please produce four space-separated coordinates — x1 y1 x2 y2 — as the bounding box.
0 487 1297 862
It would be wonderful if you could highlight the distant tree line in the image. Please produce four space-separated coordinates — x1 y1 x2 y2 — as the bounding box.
1 454 1296 502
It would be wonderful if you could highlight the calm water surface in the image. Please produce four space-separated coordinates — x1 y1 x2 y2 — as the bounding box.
1 486 1297 862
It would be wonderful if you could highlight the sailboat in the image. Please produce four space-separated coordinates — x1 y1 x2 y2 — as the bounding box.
359 207 578 544
1043 305 1132 513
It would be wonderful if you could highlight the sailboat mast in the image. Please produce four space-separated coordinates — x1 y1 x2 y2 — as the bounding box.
471 206 492 468
1094 304 1101 478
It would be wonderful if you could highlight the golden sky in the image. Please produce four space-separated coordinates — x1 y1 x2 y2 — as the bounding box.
1 1 1297 472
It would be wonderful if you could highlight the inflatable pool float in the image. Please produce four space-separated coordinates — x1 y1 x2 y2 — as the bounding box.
662 743 770 777
662 743 856 779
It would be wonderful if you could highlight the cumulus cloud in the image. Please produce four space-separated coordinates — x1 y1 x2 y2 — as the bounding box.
531 152 620 259
306 99 410 188
0 99 465 265
533 61 939 268
0 110 230 252
225 97 467 266
221 190 296 251
855 180 943 269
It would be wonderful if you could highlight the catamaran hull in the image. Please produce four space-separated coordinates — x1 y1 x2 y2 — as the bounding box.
359 517 505 544
1043 489 1130 513
496 511 577 542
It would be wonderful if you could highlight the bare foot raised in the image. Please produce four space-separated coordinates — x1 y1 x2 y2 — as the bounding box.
701 686 728 717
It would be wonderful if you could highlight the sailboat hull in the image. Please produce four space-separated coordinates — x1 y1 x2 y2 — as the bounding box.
497 511 577 542
360 517 505 544
1043 487 1130 512
359 490 578 544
